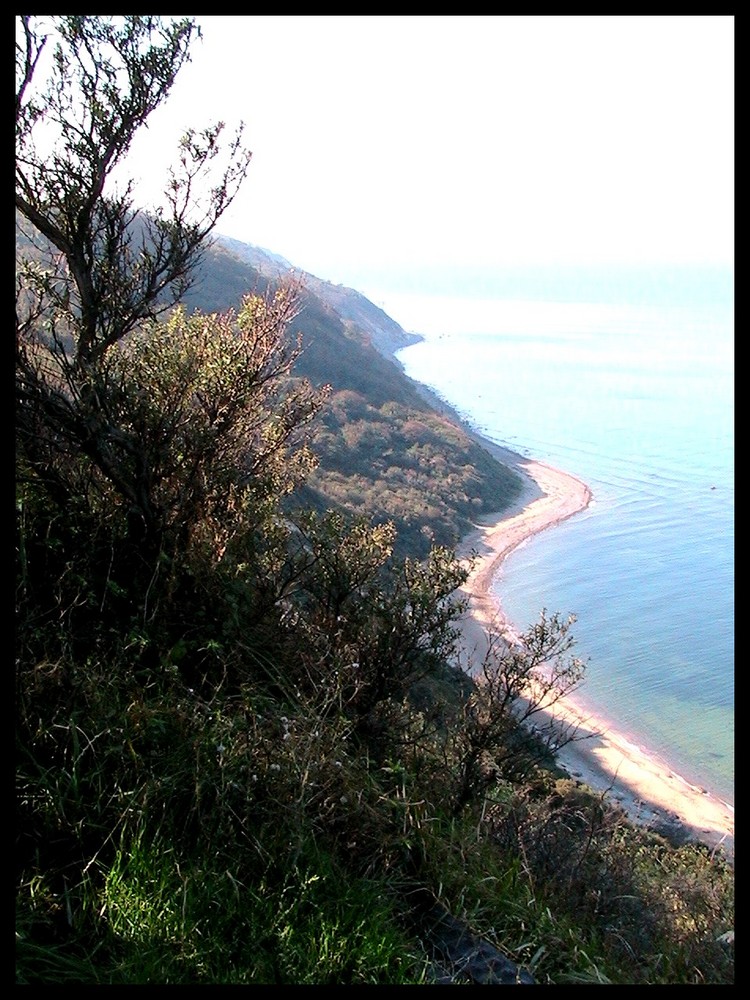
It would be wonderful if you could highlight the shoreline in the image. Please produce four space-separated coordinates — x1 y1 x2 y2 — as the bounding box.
452 437 734 864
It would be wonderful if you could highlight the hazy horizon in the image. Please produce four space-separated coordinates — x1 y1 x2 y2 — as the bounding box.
105 15 734 294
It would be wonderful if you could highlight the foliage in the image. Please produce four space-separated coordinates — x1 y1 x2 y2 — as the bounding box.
16 289 326 694
16 640 734 985
181 242 526 563
16 14 733 986
300 387 523 560
282 512 468 729
16 15 250 365
444 611 586 812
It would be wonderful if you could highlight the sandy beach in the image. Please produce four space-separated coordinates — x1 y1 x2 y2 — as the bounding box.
453 439 734 864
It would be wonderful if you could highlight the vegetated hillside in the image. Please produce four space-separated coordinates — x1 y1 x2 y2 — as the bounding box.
15 212 522 559
16 16 733 985
185 236 523 558
216 235 423 358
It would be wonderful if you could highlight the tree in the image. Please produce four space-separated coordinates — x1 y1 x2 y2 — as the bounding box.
448 610 587 812
15 15 256 534
272 511 471 756
14 15 328 662
16 15 251 365
92 291 324 553
15 15 254 525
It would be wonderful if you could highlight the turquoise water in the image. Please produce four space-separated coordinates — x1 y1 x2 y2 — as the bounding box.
393 287 734 806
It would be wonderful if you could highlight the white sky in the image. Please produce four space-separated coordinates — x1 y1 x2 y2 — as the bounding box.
122 16 735 293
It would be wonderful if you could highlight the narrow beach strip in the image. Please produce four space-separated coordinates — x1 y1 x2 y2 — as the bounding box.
453 439 734 863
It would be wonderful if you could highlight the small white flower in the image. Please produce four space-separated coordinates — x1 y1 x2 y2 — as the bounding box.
340 795 348 804
270 763 281 772
216 744 225 754
334 760 342 768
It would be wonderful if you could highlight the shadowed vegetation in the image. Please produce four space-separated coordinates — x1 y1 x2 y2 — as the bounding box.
16 15 733 985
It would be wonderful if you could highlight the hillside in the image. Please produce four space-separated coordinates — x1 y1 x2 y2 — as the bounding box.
16 14 733 984
184 235 524 559
215 235 423 359
15 211 522 560
16 226 735 986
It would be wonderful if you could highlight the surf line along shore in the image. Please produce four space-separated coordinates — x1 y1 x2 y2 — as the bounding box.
452 438 734 864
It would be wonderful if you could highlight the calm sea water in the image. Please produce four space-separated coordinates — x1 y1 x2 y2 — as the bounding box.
390 278 734 806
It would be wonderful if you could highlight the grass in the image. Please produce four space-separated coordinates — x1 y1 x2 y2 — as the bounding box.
17 815 432 985
16 642 734 985
15 499 734 987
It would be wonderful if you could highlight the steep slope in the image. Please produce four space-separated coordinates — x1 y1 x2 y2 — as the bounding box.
185 236 524 559
215 236 422 359
16 214 523 561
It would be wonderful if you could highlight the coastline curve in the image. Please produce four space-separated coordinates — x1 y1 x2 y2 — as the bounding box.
453 440 734 864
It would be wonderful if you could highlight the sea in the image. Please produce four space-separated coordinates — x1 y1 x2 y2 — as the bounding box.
380 265 734 808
